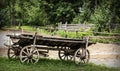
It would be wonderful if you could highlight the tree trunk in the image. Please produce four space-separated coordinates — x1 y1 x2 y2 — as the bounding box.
18 21 21 29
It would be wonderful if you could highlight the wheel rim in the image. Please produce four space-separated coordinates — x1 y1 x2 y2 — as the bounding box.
8 48 16 59
20 46 39 64
74 48 90 64
58 47 73 61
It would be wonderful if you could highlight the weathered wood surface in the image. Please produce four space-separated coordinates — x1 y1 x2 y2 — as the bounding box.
7 34 95 48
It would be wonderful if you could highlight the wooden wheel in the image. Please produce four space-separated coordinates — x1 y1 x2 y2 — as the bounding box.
8 48 17 59
20 45 39 64
7 45 21 59
58 47 73 61
74 48 90 64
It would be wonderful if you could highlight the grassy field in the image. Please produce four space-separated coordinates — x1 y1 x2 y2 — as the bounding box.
0 57 119 71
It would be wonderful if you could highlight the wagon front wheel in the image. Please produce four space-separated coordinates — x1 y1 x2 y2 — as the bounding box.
20 45 39 64
74 48 90 64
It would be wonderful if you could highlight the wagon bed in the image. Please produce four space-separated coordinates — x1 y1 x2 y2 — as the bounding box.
7 34 95 48
6 33 95 64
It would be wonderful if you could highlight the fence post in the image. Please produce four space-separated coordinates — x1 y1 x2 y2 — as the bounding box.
76 31 78 38
65 30 68 38
58 22 62 30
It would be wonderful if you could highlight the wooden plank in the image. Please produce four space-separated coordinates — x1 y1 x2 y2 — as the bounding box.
36 46 73 51
7 35 33 39
37 47 59 50
41 37 84 41
38 38 85 44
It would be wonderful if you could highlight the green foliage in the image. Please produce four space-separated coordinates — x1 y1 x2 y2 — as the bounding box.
0 0 50 27
0 6 11 28
14 0 49 26
72 1 92 24
55 2 76 23
52 30 92 38
0 0 120 33
72 0 120 33
90 2 111 32
0 0 82 27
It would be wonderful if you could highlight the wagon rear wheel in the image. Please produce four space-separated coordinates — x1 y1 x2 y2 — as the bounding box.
58 47 73 61
20 45 39 64
74 48 90 64
8 48 17 59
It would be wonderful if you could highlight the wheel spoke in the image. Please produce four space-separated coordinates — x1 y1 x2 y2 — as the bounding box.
76 54 80 57
22 57 28 62
63 56 66 60
21 56 27 58
10 52 14 54
82 59 85 63
11 55 15 58
30 48 35 55
23 51 28 55
26 48 30 54
60 51 64 54
61 54 65 57
30 59 33 63
32 50 37 54
27 59 30 63
67 56 68 60
68 55 71 60
30 48 32 53
70 55 73 59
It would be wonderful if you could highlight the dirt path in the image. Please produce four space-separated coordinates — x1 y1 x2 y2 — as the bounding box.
0 30 120 67
48 43 120 67
88 43 120 67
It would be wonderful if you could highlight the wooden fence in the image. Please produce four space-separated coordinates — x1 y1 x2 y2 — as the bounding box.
30 24 120 38
58 23 94 31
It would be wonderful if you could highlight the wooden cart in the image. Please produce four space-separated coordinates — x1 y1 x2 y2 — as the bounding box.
5 33 95 64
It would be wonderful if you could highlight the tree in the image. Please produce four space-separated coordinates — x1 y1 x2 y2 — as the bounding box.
0 0 120 32
22 1 49 26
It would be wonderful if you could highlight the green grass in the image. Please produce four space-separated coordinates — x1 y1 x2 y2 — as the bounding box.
90 38 120 43
0 57 119 71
